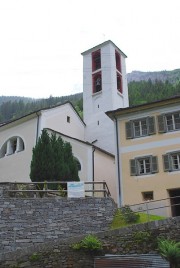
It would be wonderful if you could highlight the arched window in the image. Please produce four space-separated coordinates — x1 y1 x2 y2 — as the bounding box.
74 157 81 171
0 136 25 158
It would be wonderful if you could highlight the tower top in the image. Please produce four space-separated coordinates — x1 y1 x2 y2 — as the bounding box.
81 40 127 58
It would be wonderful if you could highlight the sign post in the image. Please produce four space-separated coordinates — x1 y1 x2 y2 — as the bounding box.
67 182 85 198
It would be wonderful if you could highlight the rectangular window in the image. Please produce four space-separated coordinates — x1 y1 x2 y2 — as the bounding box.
171 154 180 170
130 156 158 176
115 50 121 72
163 151 180 172
138 158 151 175
133 119 148 137
142 191 154 201
158 111 180 133
117 72 123 94
126 117 156 139
92 72 102 93
67 116 70 123
92 50 101 71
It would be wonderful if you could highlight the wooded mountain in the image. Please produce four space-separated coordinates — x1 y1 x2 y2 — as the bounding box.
127 69 180 84
0 69 180 123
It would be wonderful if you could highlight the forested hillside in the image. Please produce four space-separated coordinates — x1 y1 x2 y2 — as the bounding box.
0 93 83 123
128 79 180 106
127 69 180 84
0 69 180 123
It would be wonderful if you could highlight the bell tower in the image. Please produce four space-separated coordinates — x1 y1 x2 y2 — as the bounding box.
82 40 129 154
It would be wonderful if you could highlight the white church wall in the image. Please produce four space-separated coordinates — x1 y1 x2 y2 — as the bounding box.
0 117 37 182
83 40 129 154
46 129 93 184
94 149 117 204
40 103 85 141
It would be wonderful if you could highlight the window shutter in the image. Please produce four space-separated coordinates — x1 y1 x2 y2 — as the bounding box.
130 159 137 176
148 117 156 135
157 115 166 133
163 154 171 172
151 156 158 173
125 121 133 139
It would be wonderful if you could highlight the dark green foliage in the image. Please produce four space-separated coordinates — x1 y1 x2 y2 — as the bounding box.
128 79 180 106
158 239 180 268
1 69 180 123
127 69 180 84
120 205 140 224
133 230 152 244
0 93 83 123
30 130 79 186
71 235 103 251
29 253 40 262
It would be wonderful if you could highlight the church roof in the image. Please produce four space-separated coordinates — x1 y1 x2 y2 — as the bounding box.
81 40 127 58
0 101 85 128
46 128 115 158
106 95 180 119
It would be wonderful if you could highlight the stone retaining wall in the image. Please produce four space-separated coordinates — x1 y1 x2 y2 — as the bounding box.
0 216 179 268
0 183 116 254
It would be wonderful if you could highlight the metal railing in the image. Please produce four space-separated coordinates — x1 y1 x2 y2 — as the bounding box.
128 195 180 218
6 181 111 198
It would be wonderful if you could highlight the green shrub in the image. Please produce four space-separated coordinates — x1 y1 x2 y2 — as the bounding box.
71 234 102 251
158 239 180 268
120 205 140 224
133 230 152 244
58 184 66 197
29 252 40 262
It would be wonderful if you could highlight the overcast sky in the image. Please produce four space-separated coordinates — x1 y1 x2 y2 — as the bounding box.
0 0 179 99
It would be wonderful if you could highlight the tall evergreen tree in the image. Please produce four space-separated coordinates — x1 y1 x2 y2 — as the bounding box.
30 130 79 187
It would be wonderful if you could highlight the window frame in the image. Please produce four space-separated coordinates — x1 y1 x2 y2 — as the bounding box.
0 136 25 158
130 155 158 176
115 50 121 73
163 151 180 172
92 49 101 72
142 191 154 201
67 116 70 123
158 111 180 133
117 72 123 94
126 117 156 139
92 71 102 94
74 157 81 171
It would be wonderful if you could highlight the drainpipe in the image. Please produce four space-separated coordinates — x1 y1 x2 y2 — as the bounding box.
36 112 40 144
92 147 95 196
114 116 122 207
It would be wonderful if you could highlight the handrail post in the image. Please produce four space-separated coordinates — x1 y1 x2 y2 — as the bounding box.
145 201 150 222
103 181 106 197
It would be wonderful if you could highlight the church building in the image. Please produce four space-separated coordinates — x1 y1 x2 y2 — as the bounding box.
0 40 129 204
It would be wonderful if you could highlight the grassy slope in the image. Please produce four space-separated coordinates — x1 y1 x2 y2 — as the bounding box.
111 209 165 230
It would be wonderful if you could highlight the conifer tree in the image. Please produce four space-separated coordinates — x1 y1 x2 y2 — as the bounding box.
30 129 79 187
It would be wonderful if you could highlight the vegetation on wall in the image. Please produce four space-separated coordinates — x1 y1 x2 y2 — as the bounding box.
30 129 79 186
71 234 103 252
111 207 165 229
158 239 180 268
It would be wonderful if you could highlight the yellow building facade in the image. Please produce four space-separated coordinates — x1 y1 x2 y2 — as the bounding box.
107 96 180 217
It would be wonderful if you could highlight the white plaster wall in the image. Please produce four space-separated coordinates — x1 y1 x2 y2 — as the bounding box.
0 118 37 182
94 149 117 203
83 41 129 154
40 103 85 141
47 129 93 184
85 111 115 154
